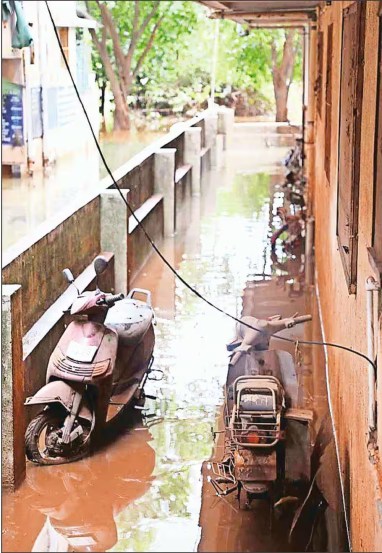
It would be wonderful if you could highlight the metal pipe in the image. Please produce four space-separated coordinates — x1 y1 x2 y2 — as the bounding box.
22 47 35 174
365 276 380 431
37 2 51 166
209 18 220 109
301 25 309 170
209 11 311 20
305 216 314 257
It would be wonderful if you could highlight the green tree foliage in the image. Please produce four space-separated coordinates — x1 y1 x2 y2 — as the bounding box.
85 0 198 128
86 1 302 125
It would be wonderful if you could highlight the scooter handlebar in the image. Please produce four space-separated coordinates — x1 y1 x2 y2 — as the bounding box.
106 293 124 306
266 314 312 332
98 293 124 307
293 314 312 325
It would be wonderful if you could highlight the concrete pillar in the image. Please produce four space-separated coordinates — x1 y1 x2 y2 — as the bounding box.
204 114 218 149
154 148 176 236
306 25 318 215
211 134 224 170
2 285 25 491
184 127 201 196
100 189 129 295
217 107 235 150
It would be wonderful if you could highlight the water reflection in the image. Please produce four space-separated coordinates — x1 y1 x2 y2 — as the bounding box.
3 411 155 552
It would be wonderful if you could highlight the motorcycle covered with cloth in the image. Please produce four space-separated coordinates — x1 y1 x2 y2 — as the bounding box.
208 313 313 510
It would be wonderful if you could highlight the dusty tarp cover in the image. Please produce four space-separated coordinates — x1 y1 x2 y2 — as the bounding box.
2 0 33 48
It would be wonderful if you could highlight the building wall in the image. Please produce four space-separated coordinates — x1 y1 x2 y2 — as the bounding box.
311 2 382 550
2 1 99 171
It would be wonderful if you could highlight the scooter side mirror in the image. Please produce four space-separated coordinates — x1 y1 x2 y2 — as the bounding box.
63 268 80 294
63 268 75 283
94 256 108 276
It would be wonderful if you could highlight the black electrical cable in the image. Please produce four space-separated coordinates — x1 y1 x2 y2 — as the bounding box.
45 0 376 373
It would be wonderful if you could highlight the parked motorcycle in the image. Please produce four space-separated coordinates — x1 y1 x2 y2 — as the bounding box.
270 250 305 298
208 313 312 510
25 255 156 465
271 208 305 253
283 137 304 177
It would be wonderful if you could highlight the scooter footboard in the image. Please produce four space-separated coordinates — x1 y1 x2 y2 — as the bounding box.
25 380 93 422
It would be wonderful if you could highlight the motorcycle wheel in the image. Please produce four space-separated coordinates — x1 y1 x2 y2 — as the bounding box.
25 409 91 465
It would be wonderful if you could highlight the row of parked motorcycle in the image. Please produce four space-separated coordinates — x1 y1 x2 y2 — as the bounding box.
24 137 307 466
20 134 337 551
206 136 322 547
271 137 306 254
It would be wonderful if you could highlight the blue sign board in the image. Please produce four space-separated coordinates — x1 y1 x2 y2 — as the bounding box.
2 81 24 145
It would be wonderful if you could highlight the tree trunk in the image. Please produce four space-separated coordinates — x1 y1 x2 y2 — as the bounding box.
88 1 164 132
273 74 289 122
271 31 296 122
113 94 130 130
89 28 130 130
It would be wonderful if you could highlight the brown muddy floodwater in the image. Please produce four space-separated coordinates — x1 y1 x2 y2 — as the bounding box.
2 123 347 553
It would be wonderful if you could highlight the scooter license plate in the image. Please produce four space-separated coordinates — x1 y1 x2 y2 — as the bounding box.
66 341 97 363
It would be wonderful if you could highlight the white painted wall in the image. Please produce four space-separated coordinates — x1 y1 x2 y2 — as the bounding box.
2 1 100 170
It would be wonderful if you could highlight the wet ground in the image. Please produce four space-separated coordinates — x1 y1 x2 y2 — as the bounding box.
2 123 347 552
2 129 163 250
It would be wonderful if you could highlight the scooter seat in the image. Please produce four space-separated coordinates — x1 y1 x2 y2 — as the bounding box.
105 298 153 346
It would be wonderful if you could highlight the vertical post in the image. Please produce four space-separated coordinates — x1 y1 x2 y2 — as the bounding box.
306 23 317 215
38 2 52 166
184 127 201 196
211 134 224 170
100 189 129 295
154 148 176 236
208 19 220 109
305 216 315 286
217 107 235 150
2 285 25 491
302 25 310 171
204 114 218 150
365 277 380 435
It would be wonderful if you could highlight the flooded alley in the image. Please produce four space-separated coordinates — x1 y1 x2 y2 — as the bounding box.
2 124 346 552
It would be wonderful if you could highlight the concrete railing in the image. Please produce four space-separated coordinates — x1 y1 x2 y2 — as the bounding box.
1 106 234 490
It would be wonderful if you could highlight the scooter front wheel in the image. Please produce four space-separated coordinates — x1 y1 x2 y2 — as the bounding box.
25 408 91 465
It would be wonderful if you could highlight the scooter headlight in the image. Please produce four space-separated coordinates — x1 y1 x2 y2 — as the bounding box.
51 349 110 378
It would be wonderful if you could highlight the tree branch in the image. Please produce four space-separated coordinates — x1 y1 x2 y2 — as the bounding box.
135 1 161 44
124 0 141 79
88 27 123 101
280 31 295 77
132 13 165 78
96 1 129 94
124 0 161 83
132 0 140 41
271 40 278 72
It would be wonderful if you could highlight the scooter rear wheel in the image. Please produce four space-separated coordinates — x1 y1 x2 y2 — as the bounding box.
25 409 91 465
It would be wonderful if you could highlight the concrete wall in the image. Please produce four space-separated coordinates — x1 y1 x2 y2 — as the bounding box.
2 198 101 335
310 2 382 550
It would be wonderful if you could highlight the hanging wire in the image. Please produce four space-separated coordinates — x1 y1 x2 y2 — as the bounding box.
44 1 376 377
